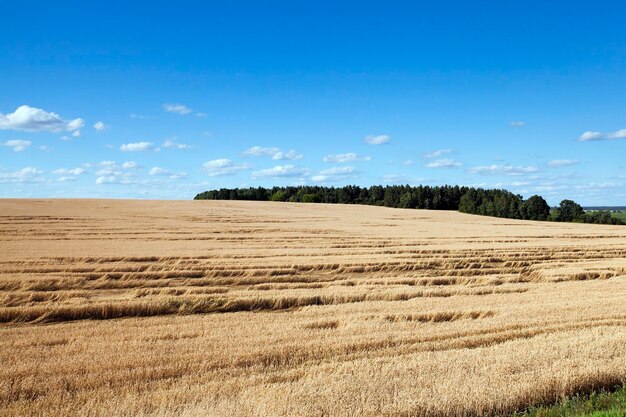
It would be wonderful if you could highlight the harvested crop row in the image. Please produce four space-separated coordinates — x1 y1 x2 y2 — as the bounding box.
0 199 625 417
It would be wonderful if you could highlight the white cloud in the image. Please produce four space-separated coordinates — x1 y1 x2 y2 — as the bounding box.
243 146 302 160
57 176 76 182
195 112 208 118
426 159 462 168
0 167 43 184
311 166 356 182
202 159 252 177
574 182 623 191
252 165 309 179
52 168 87 175
148 166 187 179
120 142 156 152
148 167 167 176
580 131 602 141
66 118 84 132
162 139 191 150
170 172 188 179
96 176 129 185
381 174 426 184
93 121 107 131
424 149 452 159
272 149 303 160
323 153 371 163
510 121 526 127
243 146 280 157
129 113 155 120
95 167 117 176
0 105 83 133
38 145 52 152
2 139 31 152
548 159 579 167
94 165 139 184
579 129 626 141
86 160 141 179
163 103 192 115
493 180 531 188
467 164 539 176
122 161 140 169
364 134 391 145
531 183 570 193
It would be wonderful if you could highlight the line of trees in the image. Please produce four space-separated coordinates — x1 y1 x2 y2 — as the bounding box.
552 199 623 224
194 185 623 225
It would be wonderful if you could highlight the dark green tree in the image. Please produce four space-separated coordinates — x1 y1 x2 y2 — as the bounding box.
523 195 550 221
300 193 321 203
556 199 585 222
270 190 286 201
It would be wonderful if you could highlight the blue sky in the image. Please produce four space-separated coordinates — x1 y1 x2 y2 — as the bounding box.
1 1 625 205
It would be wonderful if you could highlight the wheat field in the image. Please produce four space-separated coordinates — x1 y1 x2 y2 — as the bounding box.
1 199 625 416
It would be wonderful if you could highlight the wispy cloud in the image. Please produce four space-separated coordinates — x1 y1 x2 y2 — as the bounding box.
323 153 371 163
381 174 426 184
311 166 356 182
81 161 141 185
0 167 43 184
122 161 140 169
148 166 187 179
426 159 462 168
548 159 579 167
579 129 626 141
202 159 252 177
424 149 452 159
244 146 279 156
1 139 31 152
92 161 142 185
162 139 191 150
51 167 88 182
129 113 155 120
52 168 88 175
467 164 539 176
494 180 531 188
510 121 525 127
120 142 156 152
364 134 391 145
93 121 107 131
163 103 192 115
95 175 136 185
272 150 303 160
243 146 303 160
252 165 309 179
0 105 83 135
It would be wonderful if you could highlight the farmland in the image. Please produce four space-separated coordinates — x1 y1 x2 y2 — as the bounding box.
1 199 626 416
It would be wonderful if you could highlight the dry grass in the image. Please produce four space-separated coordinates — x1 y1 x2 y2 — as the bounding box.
1 199 626 416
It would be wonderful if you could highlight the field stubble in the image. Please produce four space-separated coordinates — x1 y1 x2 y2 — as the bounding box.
1 199 625 416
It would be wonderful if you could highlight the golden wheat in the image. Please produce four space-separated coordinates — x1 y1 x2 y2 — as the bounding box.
1 199 625 416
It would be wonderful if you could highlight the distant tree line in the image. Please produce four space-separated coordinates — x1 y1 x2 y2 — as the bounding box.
194 185 623 225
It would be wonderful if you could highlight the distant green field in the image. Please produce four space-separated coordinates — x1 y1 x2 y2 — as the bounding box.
612 211 626 222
